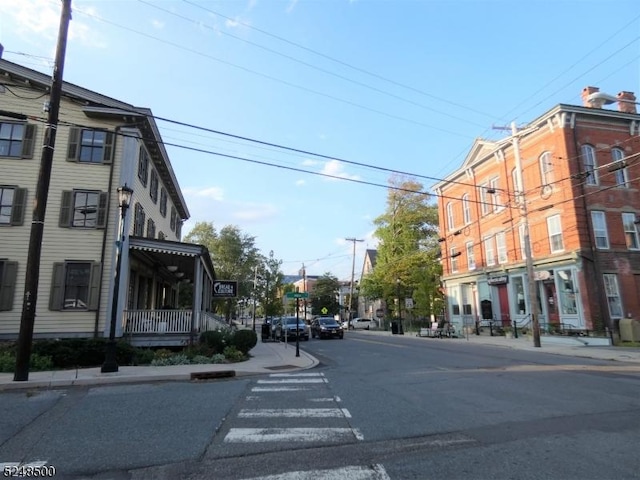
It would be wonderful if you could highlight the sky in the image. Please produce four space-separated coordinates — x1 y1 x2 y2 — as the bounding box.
1 0 640 281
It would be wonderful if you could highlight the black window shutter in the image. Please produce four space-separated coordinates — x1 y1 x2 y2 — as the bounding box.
88 262 102 311
21 124 36 159
49 262 65 310
67 127 80 161
0 261 18 311
59 190 72 227
10 188 27 226
96 192 108 228
102 132 114 164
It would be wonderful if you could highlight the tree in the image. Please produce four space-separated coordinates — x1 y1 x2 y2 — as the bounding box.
309 273 341 316
359 175 442 321
258 250 285 318
183 222 262 321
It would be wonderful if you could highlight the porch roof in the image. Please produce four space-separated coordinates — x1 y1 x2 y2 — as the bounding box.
128 236 215 282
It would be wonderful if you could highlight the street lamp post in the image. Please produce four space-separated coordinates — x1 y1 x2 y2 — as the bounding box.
101 185 133 373
396 278 404 335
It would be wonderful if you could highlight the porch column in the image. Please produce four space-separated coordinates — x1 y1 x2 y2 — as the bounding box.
192 257 204 340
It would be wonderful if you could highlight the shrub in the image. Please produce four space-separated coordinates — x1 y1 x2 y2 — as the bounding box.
211 353 226 364
230 329 257 355
30 338 138 368
199 330 231 354
191 355 214 365
223 345 245 362
0 351 54 373
150 354 191 366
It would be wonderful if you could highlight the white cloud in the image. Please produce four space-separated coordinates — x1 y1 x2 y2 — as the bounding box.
320 159 360 181
151 19 165 30
295 179 306 186
233 203 278 221
301 158 318 166
184 186 225 201
286 0 298 14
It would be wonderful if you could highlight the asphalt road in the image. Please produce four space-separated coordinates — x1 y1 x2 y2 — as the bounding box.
1 332 640 479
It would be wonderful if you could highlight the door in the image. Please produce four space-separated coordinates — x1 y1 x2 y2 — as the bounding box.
544 281 559 326
497 285 511 327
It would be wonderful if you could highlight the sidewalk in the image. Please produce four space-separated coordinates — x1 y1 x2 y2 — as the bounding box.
0 339 317 392
362 328 640 363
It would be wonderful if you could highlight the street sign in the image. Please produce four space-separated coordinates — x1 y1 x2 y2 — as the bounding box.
321 307 328 314
405 298 414 309
285 292 309 299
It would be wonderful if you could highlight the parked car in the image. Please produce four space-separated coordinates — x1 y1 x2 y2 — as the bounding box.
311 317 344 339
274 316 309 341
347 318 376 330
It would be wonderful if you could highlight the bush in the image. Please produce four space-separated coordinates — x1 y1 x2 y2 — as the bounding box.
0 351 54 373
199 330 231 354
150 354 191 366
223 345 245 362
230 329 257 355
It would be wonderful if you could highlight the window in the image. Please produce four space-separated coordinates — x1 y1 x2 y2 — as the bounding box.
133 203 145 236
446 202 454 230
0 260 18 311
149 170 159 203
466 242 475 270
176 220 183 240
622 213 640 250
496 232 507 264
449 285 460 315
0 186 27 225
557 269 577 315
512 276 526 314
540 151 554 185
147 218 156 239
0 122 36 158
138 147 149 186
67 128 114 164
170 206 177 232
479 184 489 216
519 223 527 260
603 274 622 319
489 177 502 212
484 235 495 266
49 261 101 311
59 190 107 229
462 194 471 225
547 215 564 253
450 247 459 273
611 148 628 187
160 188 167 217
591 211 609 249
512 168 523 204
158 231 166 240
581 144 598 186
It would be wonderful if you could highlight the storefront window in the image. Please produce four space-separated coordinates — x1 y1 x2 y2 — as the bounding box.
557 269 577 315
512 276 526 314
450 285 460 315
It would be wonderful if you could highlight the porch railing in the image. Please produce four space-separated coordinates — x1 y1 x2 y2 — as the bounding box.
199 311 230 332
123 309 192 334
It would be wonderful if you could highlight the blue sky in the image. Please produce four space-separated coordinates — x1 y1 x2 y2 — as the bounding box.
1 0 639 280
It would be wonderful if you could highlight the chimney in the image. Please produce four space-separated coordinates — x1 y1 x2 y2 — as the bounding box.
582 86 600 107
617 91 637 114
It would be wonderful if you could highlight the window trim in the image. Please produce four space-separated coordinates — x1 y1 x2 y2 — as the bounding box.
0 186 27 226
547 214 564 253
59 190 108 229
66 127 114 164
49 261 101 311
540 151 554 186
622 212 640 250
0 122 36 159
611 148 628 187
581 144 598 186
484 235 495 267
590 210 610 249
0 260 18 311
462 194 471 225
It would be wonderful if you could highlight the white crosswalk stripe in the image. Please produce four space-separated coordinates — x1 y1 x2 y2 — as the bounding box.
224 427 359 443
238 408 349 418
242 464 391 479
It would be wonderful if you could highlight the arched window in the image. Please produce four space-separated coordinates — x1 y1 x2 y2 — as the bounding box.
539 151 554 186
611 147 628 187
580 144 598 186
462 194 471 225
446 202 454 231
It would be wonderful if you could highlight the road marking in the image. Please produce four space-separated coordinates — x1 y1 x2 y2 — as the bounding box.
252 386 313 392
309 397 339 402
257 378 327 384
238 408 350 418
242 463 391 479
224 428 361 443
269 373 325 377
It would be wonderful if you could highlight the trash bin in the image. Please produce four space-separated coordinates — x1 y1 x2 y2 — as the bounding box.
261 323 271 342
391 321 399 334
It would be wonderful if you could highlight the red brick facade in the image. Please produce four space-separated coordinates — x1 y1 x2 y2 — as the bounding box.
434 89 640 335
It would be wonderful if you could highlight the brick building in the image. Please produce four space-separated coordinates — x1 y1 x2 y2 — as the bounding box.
433 87 640 335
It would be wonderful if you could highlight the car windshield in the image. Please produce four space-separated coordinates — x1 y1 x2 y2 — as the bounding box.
284 318 304 325
319 318 338 325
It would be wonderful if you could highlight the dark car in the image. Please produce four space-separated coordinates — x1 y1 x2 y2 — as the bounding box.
311 317 344 339
274 316 309 341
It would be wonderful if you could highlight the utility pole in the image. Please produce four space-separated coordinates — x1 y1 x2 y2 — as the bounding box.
346 237 364 329
302 263 307 321
14 0 72 381
510 122 542 348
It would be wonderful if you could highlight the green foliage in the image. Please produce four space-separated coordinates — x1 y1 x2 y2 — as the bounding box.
150 354 191 366
30 338 138 368
310 274 342 315
199 330 232 354
0 349 54 373
231 329 257 354
222 345 245 362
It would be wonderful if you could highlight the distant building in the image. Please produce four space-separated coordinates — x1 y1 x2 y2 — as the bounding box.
434 86 640 336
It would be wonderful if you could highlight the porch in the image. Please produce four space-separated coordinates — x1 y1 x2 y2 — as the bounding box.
122 310 230 347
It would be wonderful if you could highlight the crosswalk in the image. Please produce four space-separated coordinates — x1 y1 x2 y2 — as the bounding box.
222 372 391 479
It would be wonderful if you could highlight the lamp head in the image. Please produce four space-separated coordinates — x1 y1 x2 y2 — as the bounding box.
117 184 134 209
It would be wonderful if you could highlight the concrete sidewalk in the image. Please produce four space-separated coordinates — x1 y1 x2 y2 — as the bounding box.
0 338 317 392
360 328 640 363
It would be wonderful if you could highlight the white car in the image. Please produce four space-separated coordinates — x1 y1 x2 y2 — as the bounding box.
345 318 376 330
